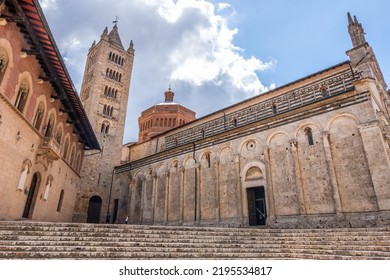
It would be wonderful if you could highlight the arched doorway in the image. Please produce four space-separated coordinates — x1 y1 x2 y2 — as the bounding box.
247 186 267 226
87 196 102 223
22 173 40 219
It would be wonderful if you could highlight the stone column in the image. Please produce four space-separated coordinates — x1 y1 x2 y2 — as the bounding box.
214 157 221 224
359 121 390 210
151 172 157 224
290 139 306 215
140 175 145 224
264 147 276 218
179 166 185 225
195 163 200 226
164 171 169 224
235 154 244 226
321 131 343 213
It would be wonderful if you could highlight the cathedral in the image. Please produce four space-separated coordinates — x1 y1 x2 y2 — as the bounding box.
1 0 390 229
109 13 390 229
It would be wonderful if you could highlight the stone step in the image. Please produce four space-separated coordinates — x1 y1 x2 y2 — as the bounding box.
1 230 390 244
0 240 389 253
1 221 389 259
1 221 389 235
0 250 387 260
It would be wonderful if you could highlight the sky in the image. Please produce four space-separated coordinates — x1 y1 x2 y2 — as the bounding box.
38 0 390 143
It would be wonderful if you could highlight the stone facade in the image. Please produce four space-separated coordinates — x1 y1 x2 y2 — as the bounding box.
73 25 135 223
113 14 390 228
0 0 99 222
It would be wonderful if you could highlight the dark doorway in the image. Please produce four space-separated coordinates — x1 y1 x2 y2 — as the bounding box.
87 196 102 223
112 199 119 224
22 173 40 219
247 186 267 226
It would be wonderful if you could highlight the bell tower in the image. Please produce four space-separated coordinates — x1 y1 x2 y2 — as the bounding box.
73 23 135 223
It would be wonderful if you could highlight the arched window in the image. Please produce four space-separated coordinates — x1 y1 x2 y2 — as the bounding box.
304 127 314 146
63 138 69 160
104 85 108 96
45 115 55 137
57 190 64 212
106 68 109 77
0 47 9 84
14 82 29 113
105 124 110 134
110 106 114 117
101 123 106 133
32 103 44 131
119 73 122 82
55 127 62 144
103 104 107 115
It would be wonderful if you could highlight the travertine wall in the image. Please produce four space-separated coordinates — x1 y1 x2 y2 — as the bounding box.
115 78 390 228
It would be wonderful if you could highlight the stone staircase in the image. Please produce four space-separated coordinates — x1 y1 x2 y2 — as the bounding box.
0 221 389 259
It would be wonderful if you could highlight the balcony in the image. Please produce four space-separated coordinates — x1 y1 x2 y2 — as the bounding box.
37 137 61 162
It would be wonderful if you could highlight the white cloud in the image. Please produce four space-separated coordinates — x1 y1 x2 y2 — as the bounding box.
157 0 274 95
41 0 275 142
38 0 57 10
217 3 231 11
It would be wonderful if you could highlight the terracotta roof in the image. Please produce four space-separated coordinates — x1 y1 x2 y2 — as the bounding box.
12 0 100 150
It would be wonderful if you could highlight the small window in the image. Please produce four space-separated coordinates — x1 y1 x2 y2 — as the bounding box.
272 104 278 114
305 127 314 146
205 153 211 168
233 118 238 127
321 85 329 98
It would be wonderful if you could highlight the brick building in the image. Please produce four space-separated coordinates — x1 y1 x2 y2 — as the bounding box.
138 87 196 143
0 0 99 222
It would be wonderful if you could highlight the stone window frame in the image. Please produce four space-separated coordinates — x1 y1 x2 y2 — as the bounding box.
14 80 30 113
32 102 45 131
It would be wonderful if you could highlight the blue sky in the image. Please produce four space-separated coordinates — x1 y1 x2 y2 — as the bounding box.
39 0 390 143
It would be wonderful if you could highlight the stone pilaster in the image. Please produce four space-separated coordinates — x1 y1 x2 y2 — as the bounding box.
321 131 343 213
359 121 390 210
290 139 306 215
